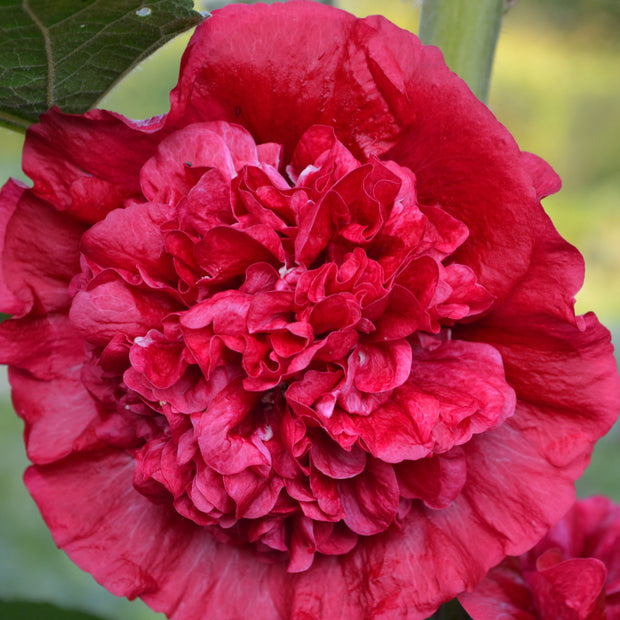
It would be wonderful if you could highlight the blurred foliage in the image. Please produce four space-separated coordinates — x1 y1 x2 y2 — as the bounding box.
489 3 620 321
0 600 107 620
532 0 620 28
0 1 618 619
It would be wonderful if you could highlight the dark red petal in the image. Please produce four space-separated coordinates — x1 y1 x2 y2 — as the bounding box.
395 448 466 509
168 3 416 160
192 379 269 475
10 367 102 465
460 312 620 477
521 151 562 200
177 168 235 236
459 557 538 620
308 293 361 335
140 123 245 204
310 438 367 480
368 285 427 341
352 340 412 393
129 331 187 390
290 124 359 184
0 179 28 314
2 189 84 315
352 339 514 462
247 291 295 333
23 108 163 222
308 468 344 518
294 190 342 266
313 521 358 557
81 200 176 283
338 458 400 536
25 451 285 620
224 469 284 520
288 516 318 573
474 208 585 329
0 313 84 380
69 272 177 345
194 227 280 281
528 558 606 620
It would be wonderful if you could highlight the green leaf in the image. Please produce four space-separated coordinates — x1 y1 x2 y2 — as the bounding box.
0 600 108 620
0 0 203 132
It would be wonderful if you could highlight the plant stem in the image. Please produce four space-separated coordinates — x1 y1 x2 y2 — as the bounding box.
418 0 506 103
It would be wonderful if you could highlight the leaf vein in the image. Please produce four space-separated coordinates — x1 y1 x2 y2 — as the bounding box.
22 0 55 108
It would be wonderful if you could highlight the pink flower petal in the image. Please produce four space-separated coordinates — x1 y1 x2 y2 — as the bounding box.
310 438 367 480
351 340 412 393
24 108 163 222
339 458 400 536
168 4 411 159
528 558 607 620
2 189 84 315
81 200 176 284
395 448 466 509
70 272 178 345
0 179 28 314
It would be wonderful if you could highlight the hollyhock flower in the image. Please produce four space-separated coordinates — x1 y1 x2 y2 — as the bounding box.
0 1 618 618
459 496 620 620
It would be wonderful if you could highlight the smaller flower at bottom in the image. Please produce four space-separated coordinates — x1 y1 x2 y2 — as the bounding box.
459 496 620 620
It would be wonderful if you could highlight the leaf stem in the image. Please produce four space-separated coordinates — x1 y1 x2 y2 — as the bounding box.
418 0 505 103
0 110 30 133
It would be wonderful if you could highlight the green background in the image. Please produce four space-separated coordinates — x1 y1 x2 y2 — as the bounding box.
0 1 618 618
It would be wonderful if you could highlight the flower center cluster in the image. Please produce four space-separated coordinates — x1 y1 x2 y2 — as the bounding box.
69 122 515 571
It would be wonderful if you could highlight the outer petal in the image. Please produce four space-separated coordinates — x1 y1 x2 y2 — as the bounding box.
2 189 85 316
521 151 562 200
23 108 164 223
10 366 102 465
361 14 551 304
0 313 83 380
458 317 619 479
456 194 619 476
24 451 283 620
0 179 27 314
1 312 101 465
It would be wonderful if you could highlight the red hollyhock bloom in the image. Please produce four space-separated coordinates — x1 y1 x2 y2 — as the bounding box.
459 496 620 620
0 2 619 618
